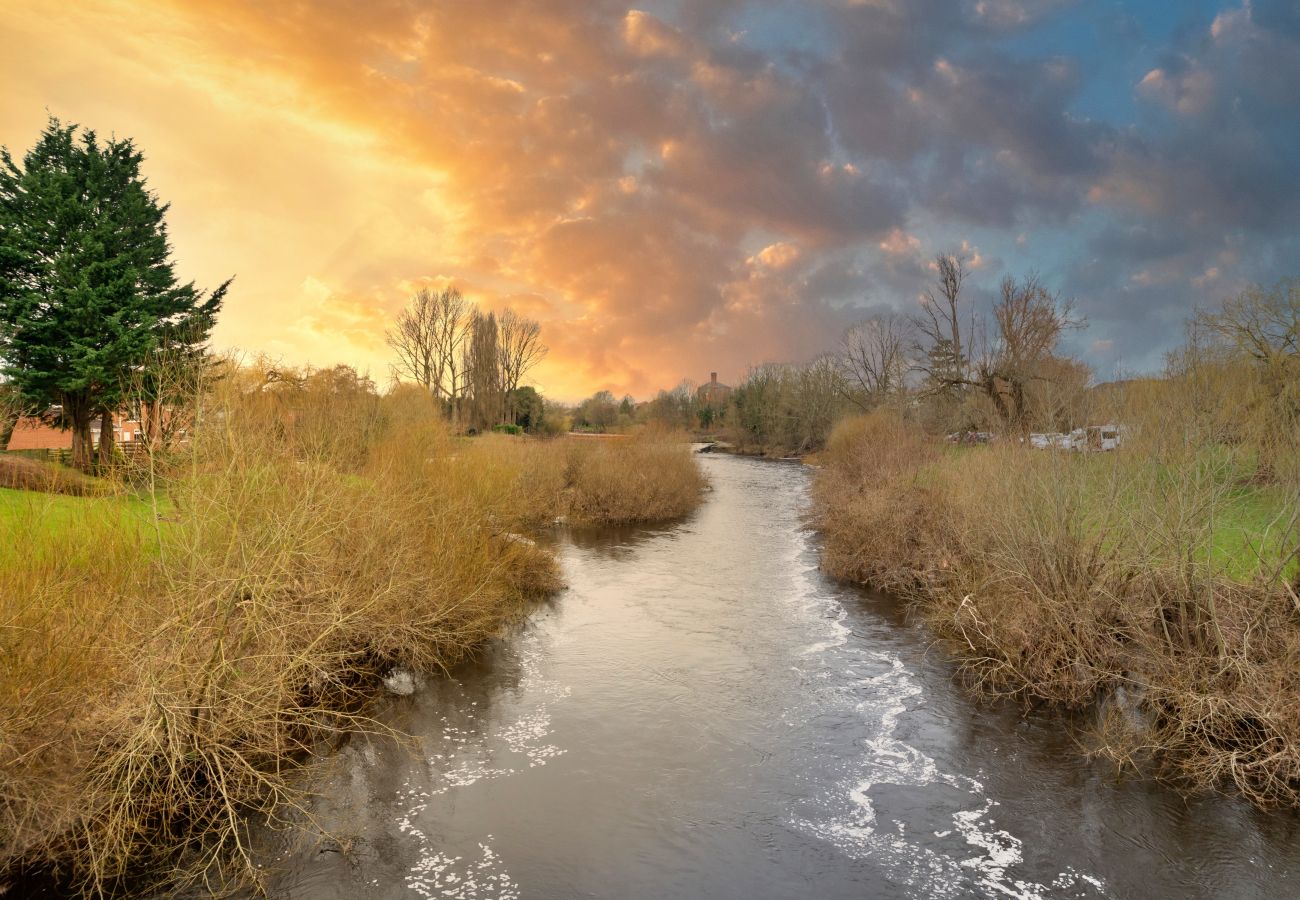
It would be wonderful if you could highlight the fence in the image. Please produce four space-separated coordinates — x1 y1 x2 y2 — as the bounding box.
4 442 152 469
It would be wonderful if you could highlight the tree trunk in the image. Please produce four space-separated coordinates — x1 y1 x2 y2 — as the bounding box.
65 395 94 473
98 407 115 470
144 396 162 450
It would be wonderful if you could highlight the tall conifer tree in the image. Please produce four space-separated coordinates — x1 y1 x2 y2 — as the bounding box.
0 117 228 469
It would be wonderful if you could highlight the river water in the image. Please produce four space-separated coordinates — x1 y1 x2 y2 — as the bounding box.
259 453 1300 899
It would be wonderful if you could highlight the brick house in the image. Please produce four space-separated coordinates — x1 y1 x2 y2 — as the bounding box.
695 372 732 409
5 410 144 452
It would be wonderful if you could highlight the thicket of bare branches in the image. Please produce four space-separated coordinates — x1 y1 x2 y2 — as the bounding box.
838 311 914 410
728 356 847 456
386 287 470 402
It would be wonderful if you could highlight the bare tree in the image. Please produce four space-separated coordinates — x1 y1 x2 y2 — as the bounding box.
387 289 435 392
976 273 1081 433
987 271 1081 431
437 289 471 404
1196 279 1300 373
464 310 504 432
795 355 848 452
497 308 547 422
497 309 547 394
913 255 1082 433
839 311 914 410
1194 278 1300 481
914 254 971 390
386 287 470 402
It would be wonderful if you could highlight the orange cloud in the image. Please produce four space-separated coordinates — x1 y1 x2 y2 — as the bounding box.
0 0 898 400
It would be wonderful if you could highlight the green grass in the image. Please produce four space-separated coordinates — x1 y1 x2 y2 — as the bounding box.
0 486 161 544
1210 483 1293 579
925 443 1295 583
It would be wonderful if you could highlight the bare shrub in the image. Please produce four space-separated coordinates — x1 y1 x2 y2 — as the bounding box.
814 406 1300 806
0 366 563 895
461 428 707 528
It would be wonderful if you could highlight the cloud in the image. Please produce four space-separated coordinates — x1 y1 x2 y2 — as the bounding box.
1137 65 1215 116
1 0 1296 394
623 10 692 59
751 242 803 270
879 229 921 257
971 0 1079 29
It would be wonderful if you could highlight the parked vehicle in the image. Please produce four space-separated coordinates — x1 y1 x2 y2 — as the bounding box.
1028 425 1123 452
946 431 994 445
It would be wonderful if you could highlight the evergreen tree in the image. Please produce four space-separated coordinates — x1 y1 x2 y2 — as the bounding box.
0 117 229 470
924 338 966 391
506 385 544 431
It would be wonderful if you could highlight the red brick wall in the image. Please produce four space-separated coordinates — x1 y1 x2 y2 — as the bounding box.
5 418 73 451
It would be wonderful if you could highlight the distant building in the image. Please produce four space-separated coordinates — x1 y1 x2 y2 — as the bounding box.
695 372 732 409
5 418 71 452
5 410 144 452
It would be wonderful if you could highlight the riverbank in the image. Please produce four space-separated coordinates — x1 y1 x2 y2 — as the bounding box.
0 386 704 896
814 412 1300 808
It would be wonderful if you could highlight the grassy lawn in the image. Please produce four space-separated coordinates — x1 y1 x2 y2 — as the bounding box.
0 486 161 546
1211 483 1293 580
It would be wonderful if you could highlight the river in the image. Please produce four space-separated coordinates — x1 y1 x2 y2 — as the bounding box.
256 453 1300 899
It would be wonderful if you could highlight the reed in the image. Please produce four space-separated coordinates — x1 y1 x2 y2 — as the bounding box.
814 407 1300 807
0 373 566 895
461 427 707 528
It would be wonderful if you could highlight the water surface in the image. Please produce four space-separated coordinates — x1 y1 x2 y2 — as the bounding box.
260 453 1300 899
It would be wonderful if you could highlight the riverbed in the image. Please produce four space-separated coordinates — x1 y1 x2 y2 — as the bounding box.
256 453 1300 899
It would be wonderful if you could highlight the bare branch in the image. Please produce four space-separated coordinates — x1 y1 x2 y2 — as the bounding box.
839 311 914 410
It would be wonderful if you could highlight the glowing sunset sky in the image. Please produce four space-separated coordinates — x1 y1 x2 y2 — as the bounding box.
2 1 1297 399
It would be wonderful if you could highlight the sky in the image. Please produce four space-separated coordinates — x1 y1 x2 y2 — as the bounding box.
1 0 1297 401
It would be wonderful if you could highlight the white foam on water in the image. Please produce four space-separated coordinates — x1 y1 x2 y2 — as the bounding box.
781 527 1107 899
397 628 570 895
405 836 520 900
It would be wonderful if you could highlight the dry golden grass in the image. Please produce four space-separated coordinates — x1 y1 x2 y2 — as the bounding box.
0 371 707 895
461 427 707 528
0 379 564 896
0 454 103 495
815 408 1300 808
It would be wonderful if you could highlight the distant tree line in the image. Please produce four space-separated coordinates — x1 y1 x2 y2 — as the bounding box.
716 256 1300 463
621 252 1093 455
